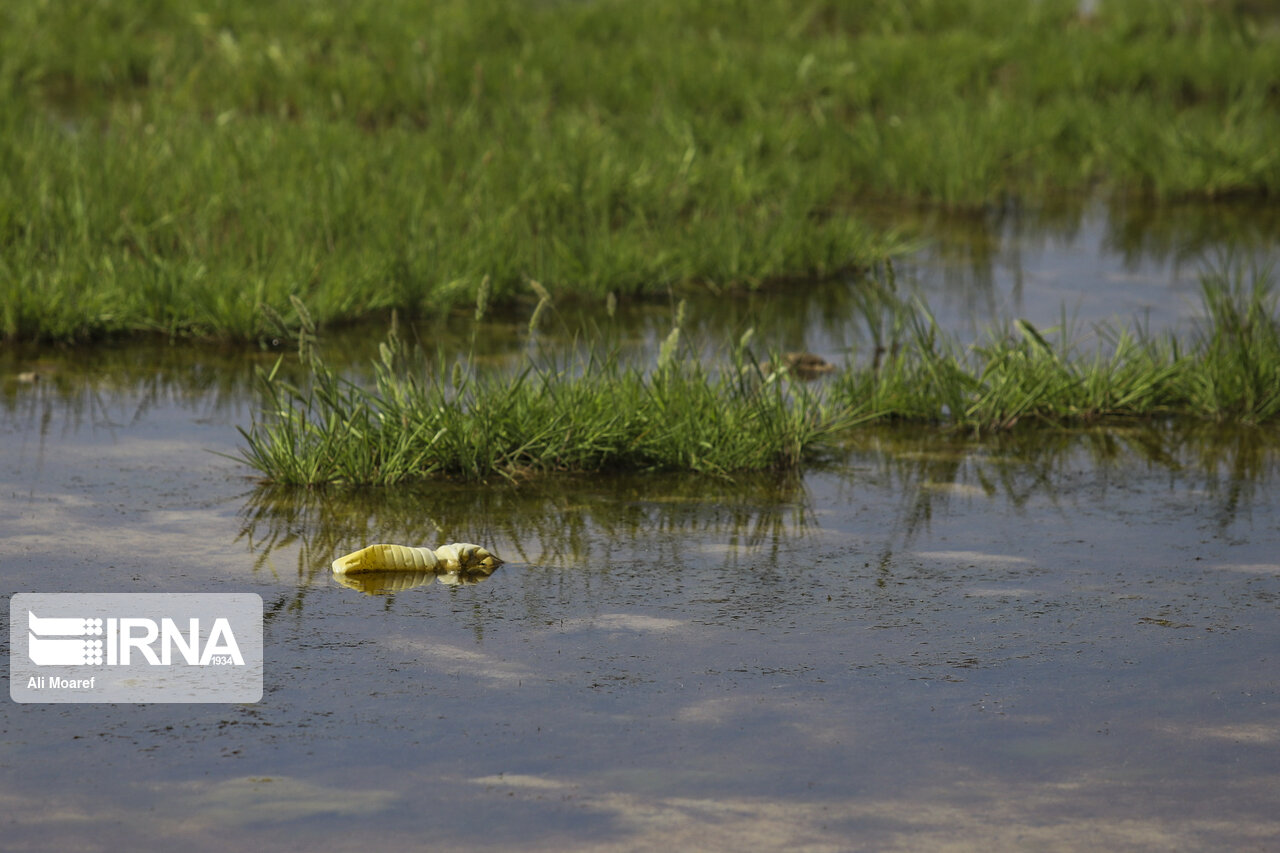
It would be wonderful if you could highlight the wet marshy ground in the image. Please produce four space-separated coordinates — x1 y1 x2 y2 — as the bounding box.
2 204 1278 851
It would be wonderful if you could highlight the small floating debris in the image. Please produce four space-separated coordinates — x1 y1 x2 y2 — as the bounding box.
1137 616 1194 629
331 543 503 576
764 352 838 380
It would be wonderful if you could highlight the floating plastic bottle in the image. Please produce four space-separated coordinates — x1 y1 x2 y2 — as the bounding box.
331 543 503 576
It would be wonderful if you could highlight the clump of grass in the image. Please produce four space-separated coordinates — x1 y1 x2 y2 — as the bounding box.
238 312 846 485
836 261 1280 429
1187 262 1280 421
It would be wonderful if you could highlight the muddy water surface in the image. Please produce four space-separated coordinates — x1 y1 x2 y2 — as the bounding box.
1 205 1279 851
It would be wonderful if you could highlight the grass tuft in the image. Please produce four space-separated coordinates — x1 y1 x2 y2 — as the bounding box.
239 310 850 484
834 260 1280 429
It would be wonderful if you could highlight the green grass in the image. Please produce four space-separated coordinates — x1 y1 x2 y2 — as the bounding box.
238 305 847 485
4 0 1279 342
838 263 1280 428
237 264 1280 485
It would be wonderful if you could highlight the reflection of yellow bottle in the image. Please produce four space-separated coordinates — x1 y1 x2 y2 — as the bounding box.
331 543 503 575
334 571 440 594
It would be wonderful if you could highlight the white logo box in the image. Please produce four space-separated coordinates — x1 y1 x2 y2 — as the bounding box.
10 593 263 703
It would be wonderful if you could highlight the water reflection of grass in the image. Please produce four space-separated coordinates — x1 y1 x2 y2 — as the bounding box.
237 421 1277 600
5 0 1279 342
237 472 813 589
239 265 1280 484
844 422 1280 547
0 342 277 435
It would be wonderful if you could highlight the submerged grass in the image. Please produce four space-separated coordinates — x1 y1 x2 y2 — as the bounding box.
240 265 1280 485
4 0 1279 342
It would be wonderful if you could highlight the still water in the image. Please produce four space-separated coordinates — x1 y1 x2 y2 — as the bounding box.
1 204 1278 851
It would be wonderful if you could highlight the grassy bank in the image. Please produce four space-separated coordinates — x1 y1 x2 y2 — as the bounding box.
4 0 1279 342
238 266 1280 485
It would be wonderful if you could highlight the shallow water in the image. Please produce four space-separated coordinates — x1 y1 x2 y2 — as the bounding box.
2 205 1279 851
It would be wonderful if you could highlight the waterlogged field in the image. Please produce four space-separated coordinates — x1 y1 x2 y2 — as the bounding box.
4 0 1280 847
2 210 1279 851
